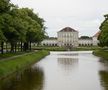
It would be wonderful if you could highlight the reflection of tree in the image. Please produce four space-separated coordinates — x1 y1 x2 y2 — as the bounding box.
99 59 108 70
0 67 44 90
58 58 78 70
99 71 108 90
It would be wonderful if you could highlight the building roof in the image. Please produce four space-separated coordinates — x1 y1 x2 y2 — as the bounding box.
58 27 78 32
93 31 101 37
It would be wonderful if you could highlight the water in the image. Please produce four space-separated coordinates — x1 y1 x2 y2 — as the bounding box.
0 51 108 90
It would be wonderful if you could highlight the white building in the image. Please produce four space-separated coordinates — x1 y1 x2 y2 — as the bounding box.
79 38 93 46
41 39 57 46
92 31 100 46
41 27 100 47
78 31 100 46
57 27 79 47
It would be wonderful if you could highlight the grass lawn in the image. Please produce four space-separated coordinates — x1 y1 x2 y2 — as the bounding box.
32 46 67 51
32 46 101 51
0 52 27 60
93 50 108 60
0 50 49 79
76 46 101 51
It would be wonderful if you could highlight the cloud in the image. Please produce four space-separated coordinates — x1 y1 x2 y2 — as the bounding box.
11 0 108 37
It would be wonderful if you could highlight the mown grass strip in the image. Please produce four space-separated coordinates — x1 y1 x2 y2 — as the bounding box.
0 50 49 79
32 46 67 51
93 50 108 60
0 52 26 60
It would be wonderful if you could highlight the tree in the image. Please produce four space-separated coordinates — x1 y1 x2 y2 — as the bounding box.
98 14 108 47
0 0 10 13
0 0 46 53
0 0 11 53
80 36 90 39
18 8 46 51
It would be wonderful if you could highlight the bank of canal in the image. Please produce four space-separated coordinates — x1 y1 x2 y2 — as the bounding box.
93 50 108 60
0 50 49 79
0 51 108 90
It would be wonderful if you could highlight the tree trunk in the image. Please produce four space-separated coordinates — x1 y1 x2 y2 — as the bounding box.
10 42 14 52
23 42 29 52
21 42 23 52
15 43 17 53
30 41 32 51
6 42 8 53
18 42 20 52
1 42 4 54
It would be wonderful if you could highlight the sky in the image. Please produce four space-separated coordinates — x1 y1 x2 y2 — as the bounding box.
11 0 108 37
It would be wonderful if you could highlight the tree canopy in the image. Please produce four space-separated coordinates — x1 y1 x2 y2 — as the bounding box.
98 14 108 47
80 36 91 39
0 0 46 53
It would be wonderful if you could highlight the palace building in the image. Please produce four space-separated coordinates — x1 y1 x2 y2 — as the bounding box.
41 27 100 47
92 31 101 46
57 27 78 47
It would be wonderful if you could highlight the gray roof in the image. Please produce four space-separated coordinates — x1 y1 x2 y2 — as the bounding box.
58 27 78 32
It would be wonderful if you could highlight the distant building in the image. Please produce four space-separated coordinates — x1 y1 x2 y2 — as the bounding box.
41 38 58 46
79 38 93 46
92 31 101 46
57 27 79 47
41 27 100 47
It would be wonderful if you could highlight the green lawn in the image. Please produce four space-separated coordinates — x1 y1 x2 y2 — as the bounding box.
0 52 27 60
32 46 101 51
75 46 101 51
32 46 67 51
93 50 108 60
0 50 49 79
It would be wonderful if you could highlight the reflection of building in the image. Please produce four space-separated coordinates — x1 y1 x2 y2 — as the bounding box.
57 27 79 47
58 58 78 65
58 58 78 70
41 27 100 47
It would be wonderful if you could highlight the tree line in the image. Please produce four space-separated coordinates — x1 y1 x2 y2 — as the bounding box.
99 14 108 47
0 0 46 54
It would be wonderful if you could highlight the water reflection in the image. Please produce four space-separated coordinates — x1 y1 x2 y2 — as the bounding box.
58 53 78 56
58 58 78 71
99 58 108 71
99 71 108 90
0 67 44 90
99 58 108 90
1 51 108 90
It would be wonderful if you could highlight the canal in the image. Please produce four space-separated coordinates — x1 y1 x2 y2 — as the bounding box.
0 51 108 90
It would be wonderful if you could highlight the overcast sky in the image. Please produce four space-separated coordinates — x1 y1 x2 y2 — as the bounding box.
11 0 108 37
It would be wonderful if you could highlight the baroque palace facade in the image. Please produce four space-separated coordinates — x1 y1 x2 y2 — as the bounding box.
57 27 78 47
41 27 100 47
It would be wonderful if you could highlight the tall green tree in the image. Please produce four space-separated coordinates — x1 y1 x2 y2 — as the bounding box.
99 14 108 47
0 0 46 53
18 8 46 51
0 0 11 53
0 0 10 13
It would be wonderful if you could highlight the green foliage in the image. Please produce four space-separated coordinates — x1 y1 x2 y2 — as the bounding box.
0 0 46 52
80 36 91 39
0 0 10 13
99 14 108 47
